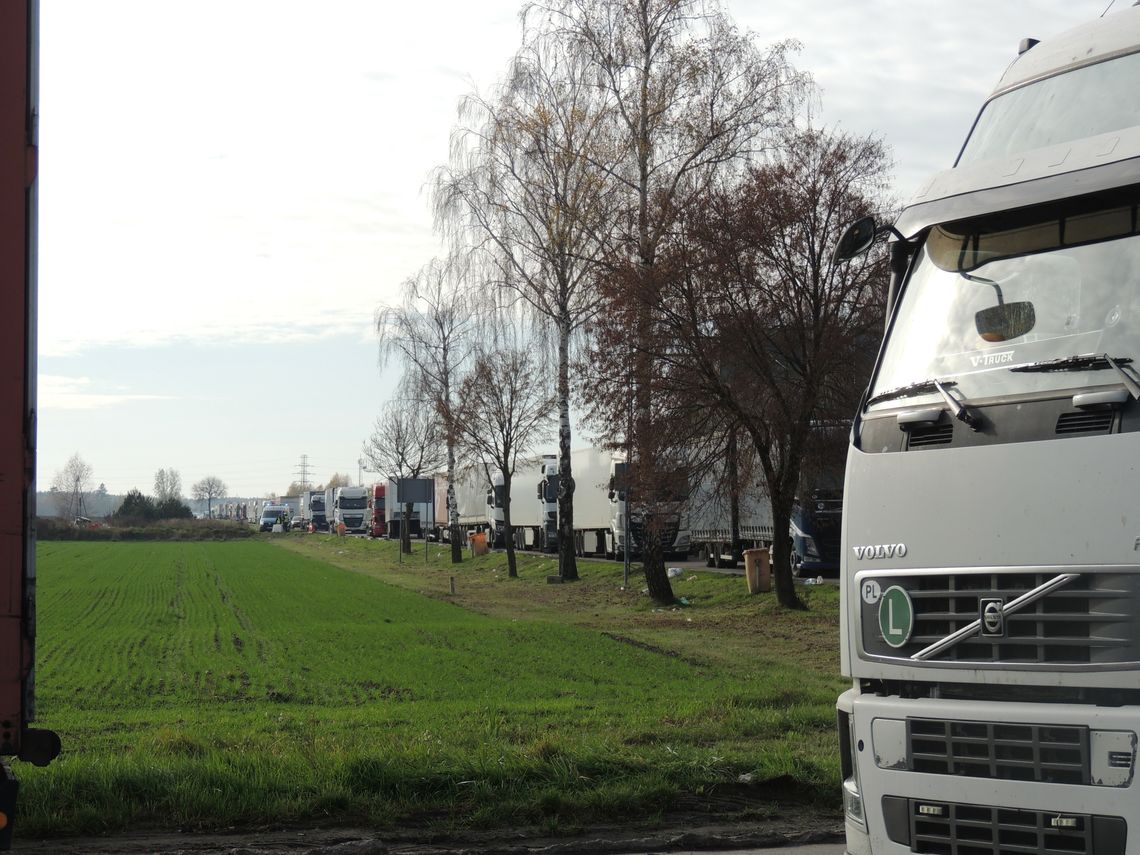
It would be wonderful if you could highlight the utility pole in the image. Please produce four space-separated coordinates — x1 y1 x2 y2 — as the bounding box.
294 454 312 494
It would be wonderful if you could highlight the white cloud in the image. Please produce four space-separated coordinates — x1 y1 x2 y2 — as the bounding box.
38 0 522 356
39 375 175 410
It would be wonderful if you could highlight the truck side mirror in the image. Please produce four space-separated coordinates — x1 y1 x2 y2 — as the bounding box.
833 216 877 262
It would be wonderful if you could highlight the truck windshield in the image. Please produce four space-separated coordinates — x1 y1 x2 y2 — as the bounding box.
958 50 1140 166
869 189 1140 411
339 497 367 510
310 498 325 511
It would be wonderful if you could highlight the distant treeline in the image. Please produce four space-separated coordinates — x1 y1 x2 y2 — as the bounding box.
36 517 254 542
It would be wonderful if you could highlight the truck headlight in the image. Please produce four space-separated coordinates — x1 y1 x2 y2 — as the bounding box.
837 710 865 829
843 778 864 825
803 536 820 560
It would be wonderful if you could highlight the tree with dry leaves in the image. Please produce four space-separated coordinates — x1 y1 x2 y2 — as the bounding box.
586 126 890 607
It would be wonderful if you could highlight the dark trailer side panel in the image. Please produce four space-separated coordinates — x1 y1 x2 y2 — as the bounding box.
0 0 59 846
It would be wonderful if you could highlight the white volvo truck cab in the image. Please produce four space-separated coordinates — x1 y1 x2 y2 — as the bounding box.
835 9 1140 854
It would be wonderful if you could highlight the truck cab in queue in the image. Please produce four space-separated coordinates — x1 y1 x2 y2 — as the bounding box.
332 486 370 535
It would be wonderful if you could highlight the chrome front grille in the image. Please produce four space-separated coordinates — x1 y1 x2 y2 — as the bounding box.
881 796 1127 855
859 571 1140 666
908 718 1088 784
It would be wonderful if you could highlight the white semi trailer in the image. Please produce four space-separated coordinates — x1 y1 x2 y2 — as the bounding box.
834 9 1140 854
531 447 687 559
429 458 556 550
487 458 549 551
687 474 774 568
560 446 616 557
442 469 492 540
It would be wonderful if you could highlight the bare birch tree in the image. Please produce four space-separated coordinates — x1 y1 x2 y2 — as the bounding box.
377 257 474 563
361 391 447 555
434 39 620 582
526 0 808 602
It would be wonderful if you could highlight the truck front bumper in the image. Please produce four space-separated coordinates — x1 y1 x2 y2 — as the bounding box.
839 688 1135 854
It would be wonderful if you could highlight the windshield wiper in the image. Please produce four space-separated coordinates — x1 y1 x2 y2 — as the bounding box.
868 378 955 405
868 378 982 430
1011 353 1140 399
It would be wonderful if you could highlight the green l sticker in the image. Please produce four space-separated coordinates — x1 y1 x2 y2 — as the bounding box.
878 585 914 648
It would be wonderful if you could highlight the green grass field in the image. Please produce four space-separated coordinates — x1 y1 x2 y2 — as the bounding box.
21 538 845 838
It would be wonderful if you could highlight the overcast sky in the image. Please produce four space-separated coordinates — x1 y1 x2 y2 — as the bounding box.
36 0 1108 499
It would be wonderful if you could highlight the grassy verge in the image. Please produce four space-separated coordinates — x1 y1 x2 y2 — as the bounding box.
21 538 844 838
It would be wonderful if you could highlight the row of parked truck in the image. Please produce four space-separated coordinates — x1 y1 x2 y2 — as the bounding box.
257 448 840 574
256 485 372 534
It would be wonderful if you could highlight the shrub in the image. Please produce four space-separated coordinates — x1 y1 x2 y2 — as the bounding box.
35 517 252 541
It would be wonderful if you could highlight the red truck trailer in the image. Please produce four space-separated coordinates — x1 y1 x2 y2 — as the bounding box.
370 482 386 537
0 0 61 847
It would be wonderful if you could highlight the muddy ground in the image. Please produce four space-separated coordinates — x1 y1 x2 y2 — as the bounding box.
16 804 842 854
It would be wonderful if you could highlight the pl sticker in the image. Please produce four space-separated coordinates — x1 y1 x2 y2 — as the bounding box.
861 579 882 605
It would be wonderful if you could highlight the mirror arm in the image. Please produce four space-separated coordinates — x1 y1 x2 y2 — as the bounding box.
884 238 914 323
875 223 908 243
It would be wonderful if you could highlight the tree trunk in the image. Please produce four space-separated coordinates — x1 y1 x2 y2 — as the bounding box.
641 512 674 604
728 429 742 566
402 501 413 555
770 495 804 610
503 472 517 579
447 441 462 563
631 274 672 603
556 318 578 581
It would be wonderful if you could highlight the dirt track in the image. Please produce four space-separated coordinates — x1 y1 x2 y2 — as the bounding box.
16 810 843 855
